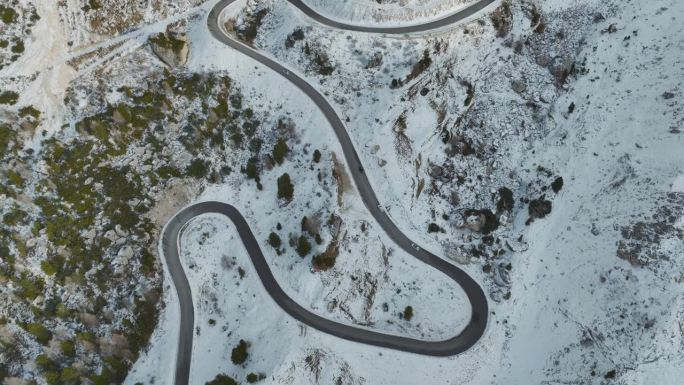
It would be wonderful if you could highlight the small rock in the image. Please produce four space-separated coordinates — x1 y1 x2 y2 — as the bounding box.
528 198 552 220
511 80 527 94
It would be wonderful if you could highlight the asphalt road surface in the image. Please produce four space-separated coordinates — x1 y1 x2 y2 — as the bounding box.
163 1 493 384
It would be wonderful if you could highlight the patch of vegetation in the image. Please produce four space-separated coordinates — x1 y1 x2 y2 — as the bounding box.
10 39 24 54
237 8 269 44
19 105 41 119
551 176 564 193
0 90 19 105
149 32 186 54
285 28 305 49
231 339 249 365
268 232 281 248
403 306 414 321
272 137 289 164
187 158 209 179
0 6 17 24
312 240 339 271
23 323 53 345
490 0 513 38
242 158 263 190
277 173 294 202
246 372 266 383
496 187 514 212
427 223 444 233
526 197 552 224
296 235 311 257
206 374 238 385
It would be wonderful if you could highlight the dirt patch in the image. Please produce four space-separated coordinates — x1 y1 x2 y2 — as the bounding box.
146 179 196 228
331 152 351 207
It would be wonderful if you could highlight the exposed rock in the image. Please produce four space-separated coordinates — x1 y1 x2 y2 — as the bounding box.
463 209 499 234
528 197 552 222
496 187 514 212
511 79 527 94
149 32 189 68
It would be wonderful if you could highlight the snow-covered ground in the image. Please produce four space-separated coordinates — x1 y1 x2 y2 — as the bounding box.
137 0 681 383
2 0 682 383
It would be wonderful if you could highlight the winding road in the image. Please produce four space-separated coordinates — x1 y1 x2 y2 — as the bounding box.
163 1 493 384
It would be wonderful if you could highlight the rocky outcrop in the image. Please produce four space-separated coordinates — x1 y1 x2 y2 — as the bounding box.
149 31 189 67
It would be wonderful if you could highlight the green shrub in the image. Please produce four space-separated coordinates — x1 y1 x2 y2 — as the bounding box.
427 223 443 233
10 40 24 54
277 173 293 201
149 32 186 54
246 372 266 383
25 323 53 345
0 6 17 24
403 306 414 321
60 366 80 384
231 339 249 365
0 91 19 105
313 149 321 163
60 339 76 357
296 235 311 257
44 371 61 385
19 106 41 119
186 159 209 179
0 124 14 152
14 272 44 300
272 137 288 164
35 354 57 371
206 374 238 385
267 232 281 248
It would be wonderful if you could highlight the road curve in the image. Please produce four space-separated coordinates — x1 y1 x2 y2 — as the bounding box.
163 1 491 384
287 0 497 33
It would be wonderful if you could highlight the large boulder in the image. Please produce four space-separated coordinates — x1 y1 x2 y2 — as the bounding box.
149 32 189 67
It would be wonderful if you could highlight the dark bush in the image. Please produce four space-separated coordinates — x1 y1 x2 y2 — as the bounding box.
427 223 443 233
206 374 238 385
272 137 288 164
296 235 311 257
186 159 209 178
231 339 249 365
0 91 19 105
277 173 294 201
528 197 552 221
268 232 281 248
551 176 564 193
496 187 514 212
403 306 414 321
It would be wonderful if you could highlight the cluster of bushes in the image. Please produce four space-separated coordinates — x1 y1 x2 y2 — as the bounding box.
236 8 269 44
0 3 38 69
490 0 513 38
0 68 270 382
206 375 238 385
